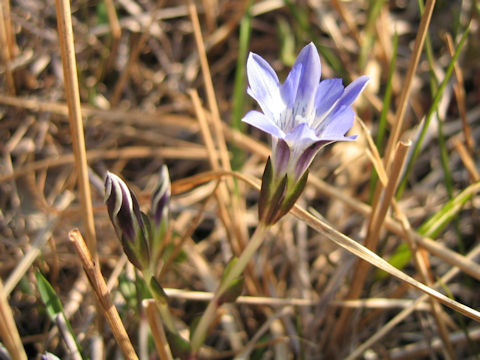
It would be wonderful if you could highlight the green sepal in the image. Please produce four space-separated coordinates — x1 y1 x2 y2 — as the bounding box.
164 328 191 360
150 216 168 269
258 157 274 220
136 212 151 268
149 276 168 305
273 169 309 224
260 173 287 225
121 235 144 270
218 276 244 305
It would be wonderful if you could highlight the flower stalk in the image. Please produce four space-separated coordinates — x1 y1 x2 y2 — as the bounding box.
190 42 369 354
190 222 269 352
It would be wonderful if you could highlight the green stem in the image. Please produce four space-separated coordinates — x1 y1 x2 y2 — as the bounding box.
143 269 177 334
190 222 269 352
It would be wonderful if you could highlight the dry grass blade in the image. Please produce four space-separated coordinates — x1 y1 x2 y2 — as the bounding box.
187 0 231 174
54 0 96 253
0 146 208 184
4 192 74 295
392 201 455 359
444 32 475 153
358 117 388 186
175 170 480 322
383 0 436 168
346 243 480 359
0 2 15 94
389 327 480 359
0 279 27 360
163 288 432 310
454 140 479 182
291 206 480 322
142 300 174 360
3 0 480 357
332 141 411 345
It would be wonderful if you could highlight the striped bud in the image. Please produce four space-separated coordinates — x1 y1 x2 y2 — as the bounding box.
105 172 150 270
149 165 171 270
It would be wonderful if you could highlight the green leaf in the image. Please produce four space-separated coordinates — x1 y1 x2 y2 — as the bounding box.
96 2 109 25
149 276 168 305
418 183 479 238
118 273 138 310
218 276 244 304
396 25 470 198
36 272 84 357
379 183 480 277
36 272 64 319
164 329 191 359
221 257 239 285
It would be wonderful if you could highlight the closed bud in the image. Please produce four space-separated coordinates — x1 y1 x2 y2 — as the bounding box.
105 172 150 270
152 165 171 228
149 165 171 270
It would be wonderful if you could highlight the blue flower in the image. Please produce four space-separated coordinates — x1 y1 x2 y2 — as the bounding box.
243 42 369 182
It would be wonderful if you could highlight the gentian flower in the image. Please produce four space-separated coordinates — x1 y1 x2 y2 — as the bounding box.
243 43 368 224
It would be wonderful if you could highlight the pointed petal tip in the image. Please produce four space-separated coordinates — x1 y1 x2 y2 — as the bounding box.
242 110 285 139
353 75 371 89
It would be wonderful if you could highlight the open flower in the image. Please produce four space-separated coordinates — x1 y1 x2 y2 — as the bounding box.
243 43 368 225
243 42 369 182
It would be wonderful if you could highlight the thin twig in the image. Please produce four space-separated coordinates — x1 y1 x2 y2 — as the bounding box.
68 229 139 360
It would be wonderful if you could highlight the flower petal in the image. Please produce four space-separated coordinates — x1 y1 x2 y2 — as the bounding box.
281 62 302 108
292 43 321 117
319 106 357 140
295 141 329 179
326 75 369 119
247 52 283 117
284 121 320 150
314 78 344 118
242 110 285 139
272 139 290 176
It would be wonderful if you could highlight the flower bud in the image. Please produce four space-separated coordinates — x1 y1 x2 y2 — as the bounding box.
104 172 150 270
152 165 170 228
149 165 171 268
